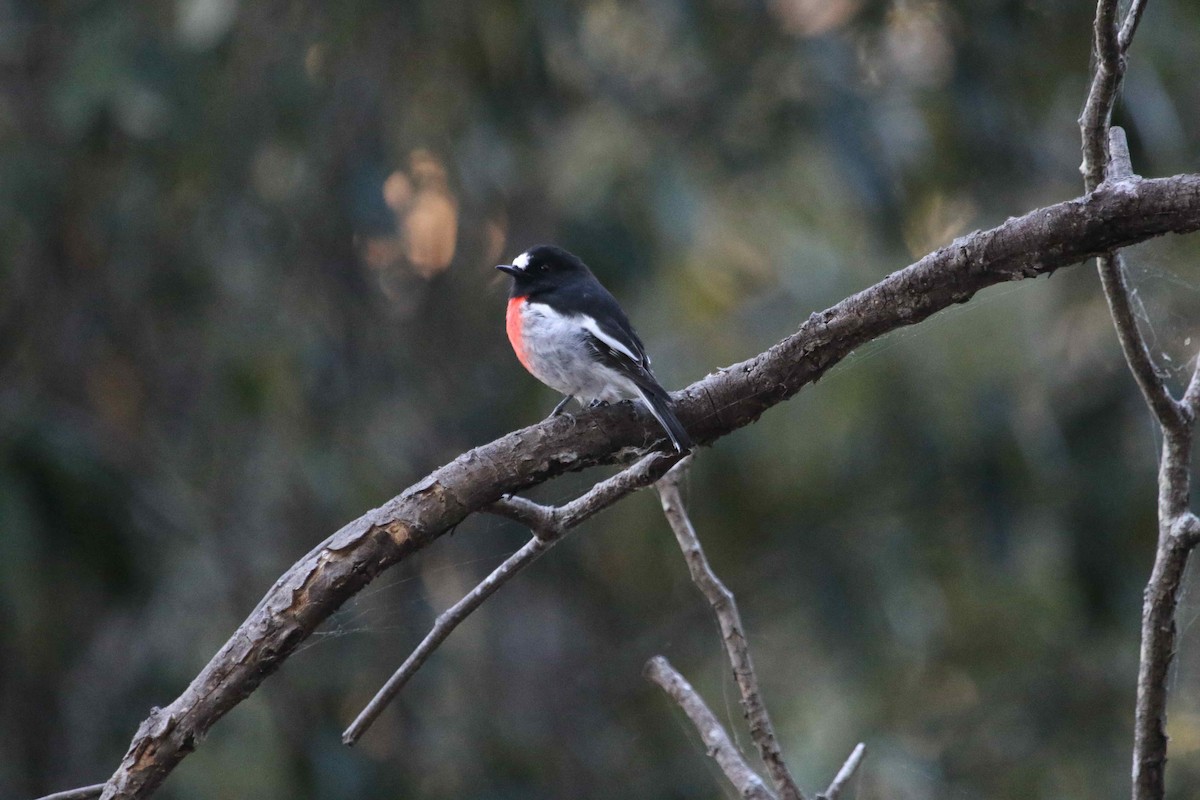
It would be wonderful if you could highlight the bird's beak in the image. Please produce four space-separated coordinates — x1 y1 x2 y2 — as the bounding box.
495 264 522 277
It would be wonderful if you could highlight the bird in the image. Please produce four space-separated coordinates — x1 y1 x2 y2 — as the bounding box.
496 245 693 453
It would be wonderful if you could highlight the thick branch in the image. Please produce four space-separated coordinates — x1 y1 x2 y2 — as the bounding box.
644 656 775 800
658 460 803 800
96 174 1200 799
341 451 679 744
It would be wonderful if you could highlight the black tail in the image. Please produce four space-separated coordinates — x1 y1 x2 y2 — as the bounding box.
633 383 693 453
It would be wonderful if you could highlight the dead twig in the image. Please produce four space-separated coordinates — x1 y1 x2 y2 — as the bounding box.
649 461 867 800
644 656 776 800
657 458 803 800
342 451 681 744
817 743 866 800
33 787 105 800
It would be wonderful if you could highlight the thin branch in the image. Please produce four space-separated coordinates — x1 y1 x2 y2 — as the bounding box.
1118 0 1150 53
33 786 105 800
341 535 551 745
1095 252 1185 432
1079 0 1122 190
657 459 803 800
342 451 680 745
644 656 776 800
95 174 1200 799
1079 4 1200 798
541 450 684 529
817 743 867 800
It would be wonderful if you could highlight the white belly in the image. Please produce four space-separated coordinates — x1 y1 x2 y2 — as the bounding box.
521 302 639 403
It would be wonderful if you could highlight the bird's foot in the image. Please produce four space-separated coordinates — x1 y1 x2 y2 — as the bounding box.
549 395 575 418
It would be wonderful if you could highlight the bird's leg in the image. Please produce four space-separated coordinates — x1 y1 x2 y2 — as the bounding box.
587 399 609 409
549 395 575 418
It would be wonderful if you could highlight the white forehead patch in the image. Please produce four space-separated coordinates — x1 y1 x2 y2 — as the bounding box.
513 252 531 270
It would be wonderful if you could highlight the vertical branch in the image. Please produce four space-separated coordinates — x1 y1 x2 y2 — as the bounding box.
657 460 805 800
1079 0 1122 191
1078 2 1200 799
647 460 868 799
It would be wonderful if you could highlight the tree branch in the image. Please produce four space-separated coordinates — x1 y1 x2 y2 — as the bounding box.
817 743 866 800
341 451 680 744
34 786 105 800
1077 3 1200 798
91 174 1200 799
1079 0 1122 191
644 656 776 800
1094 252 1184 431
657 459 803 800
1118 0 1150 53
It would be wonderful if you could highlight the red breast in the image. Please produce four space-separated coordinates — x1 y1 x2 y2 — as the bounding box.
506 296 534 373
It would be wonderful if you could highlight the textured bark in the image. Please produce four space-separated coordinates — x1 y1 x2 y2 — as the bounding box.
99 174 1200 799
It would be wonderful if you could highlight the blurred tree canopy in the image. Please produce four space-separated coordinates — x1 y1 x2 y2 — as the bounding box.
2 0 1200 798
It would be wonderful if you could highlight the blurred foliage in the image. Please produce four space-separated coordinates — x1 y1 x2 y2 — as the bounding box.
2 0 1200 798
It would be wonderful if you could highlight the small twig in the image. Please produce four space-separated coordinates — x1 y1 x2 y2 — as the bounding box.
1107 126 1135 182
644 656 776 800
532 449 683 529
658 459 804 800
343 451 681 744
817 743 866 800
1095 253 1185 432
1118 0 1150 53
1182 355 1200 419
32 786 105 800
342 535 554 744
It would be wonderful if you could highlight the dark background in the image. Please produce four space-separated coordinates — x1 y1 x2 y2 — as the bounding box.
3 1 1200 798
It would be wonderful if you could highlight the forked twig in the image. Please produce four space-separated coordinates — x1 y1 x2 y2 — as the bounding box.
644 656 775 800
656 458 804 800
647 459 865 800
342 451 681 744
1079 2 1200 799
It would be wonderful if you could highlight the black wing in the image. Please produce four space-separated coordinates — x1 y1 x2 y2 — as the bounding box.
572 285 652 374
